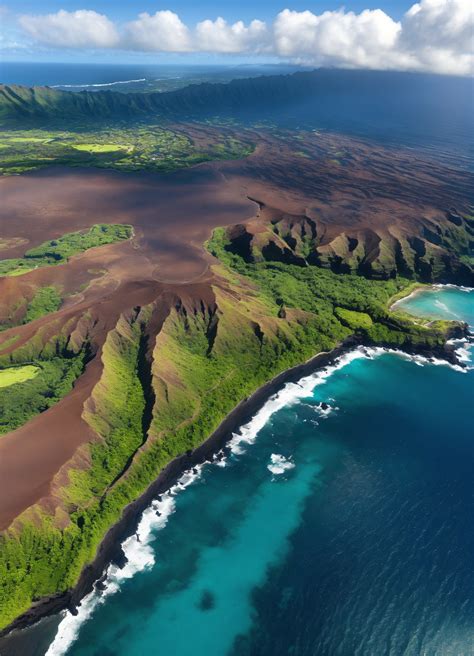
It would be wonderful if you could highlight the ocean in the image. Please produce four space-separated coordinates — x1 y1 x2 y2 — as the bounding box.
8 285 470 656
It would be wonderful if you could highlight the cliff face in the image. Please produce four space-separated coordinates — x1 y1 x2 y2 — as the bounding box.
0 72 350 120
222 208 474 285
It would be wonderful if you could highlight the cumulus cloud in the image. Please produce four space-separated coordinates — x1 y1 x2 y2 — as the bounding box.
16 1 473 76
399 0 473 75
274 8 401 69
124 11 192 52
19 9 119 48
195 17 269 53
273 1 472 75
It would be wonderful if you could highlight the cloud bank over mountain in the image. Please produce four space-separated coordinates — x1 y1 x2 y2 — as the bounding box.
14 1 473 76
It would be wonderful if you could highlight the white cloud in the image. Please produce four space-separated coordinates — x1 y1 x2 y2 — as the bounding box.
16 1 474 76
124 10 192 52
399 0 473 75
274 8 401 69
195 17 269 53
273 1 473 75
19 9 119 48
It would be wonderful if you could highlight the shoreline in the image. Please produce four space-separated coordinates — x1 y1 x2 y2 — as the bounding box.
0 327 469 643
390 283 474 313
0 336 358 640
389 283 426 312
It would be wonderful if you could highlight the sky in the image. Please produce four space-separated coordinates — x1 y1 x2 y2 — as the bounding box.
0 0 472 75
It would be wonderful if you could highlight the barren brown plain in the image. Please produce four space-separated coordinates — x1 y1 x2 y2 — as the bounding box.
0 130 472 530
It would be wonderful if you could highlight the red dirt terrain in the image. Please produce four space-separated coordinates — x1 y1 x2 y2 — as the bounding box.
0 130 472 530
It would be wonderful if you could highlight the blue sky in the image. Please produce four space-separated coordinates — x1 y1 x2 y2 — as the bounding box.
1 1 471 76
6 1 415 24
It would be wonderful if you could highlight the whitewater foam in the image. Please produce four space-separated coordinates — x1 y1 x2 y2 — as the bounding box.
51 78 146 89
434 299 460 319
227 348 369 458
268 454 296 475
434 284 473 293
447 337 473 366
45 464 205 656
367 346 469 373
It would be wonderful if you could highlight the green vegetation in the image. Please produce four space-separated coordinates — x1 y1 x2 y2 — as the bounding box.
6 137 50 143
0 365 39 389
24 287 62 323
0 226 461 630
25 224 132 261
0 319 147 624
0 224 132 277
72 143 131 154
207 226 451 350
388 282 426 307
0 354 85 435
0 288 60 332
334 307 373 331
0 125 254 175
67 316 147 504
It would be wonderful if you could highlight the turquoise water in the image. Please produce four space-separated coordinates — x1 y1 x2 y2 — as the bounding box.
395 285 474 326
19 287 474 655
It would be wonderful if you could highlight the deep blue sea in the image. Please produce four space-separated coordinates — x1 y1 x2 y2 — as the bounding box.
8 285 467 656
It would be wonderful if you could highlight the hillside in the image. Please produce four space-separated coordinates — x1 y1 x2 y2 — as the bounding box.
1 72 314 120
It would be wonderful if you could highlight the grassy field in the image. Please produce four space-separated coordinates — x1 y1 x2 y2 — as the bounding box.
0 124 254 175
0 365 39 389
72 143 131 153
0 224 132 277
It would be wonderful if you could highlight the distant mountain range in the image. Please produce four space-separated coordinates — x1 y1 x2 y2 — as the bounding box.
1 69 311 120
1 69 471 127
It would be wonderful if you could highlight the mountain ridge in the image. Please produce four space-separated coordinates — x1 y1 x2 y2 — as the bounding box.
1 68 471 122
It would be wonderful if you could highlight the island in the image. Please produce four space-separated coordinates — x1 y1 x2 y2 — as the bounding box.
0 71 472 635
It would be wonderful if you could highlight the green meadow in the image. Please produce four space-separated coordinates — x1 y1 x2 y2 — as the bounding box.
0 365 39 389
0 124 254 175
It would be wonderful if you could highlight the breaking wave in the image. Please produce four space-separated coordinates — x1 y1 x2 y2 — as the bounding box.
45 465 204 656
268 454 296 475
51 78 146 89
